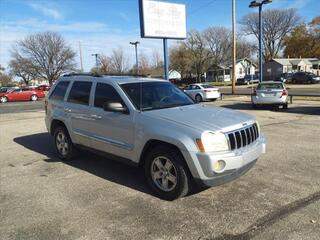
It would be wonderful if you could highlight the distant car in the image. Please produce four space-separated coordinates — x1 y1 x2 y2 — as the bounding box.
276 72 293 83
251 81 288 109
292 72 320 84
36 85 51 91
0 87 45 103
184 84 220 102
237 75 259 85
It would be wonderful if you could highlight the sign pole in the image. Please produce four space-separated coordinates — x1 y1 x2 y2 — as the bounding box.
163 38 169 80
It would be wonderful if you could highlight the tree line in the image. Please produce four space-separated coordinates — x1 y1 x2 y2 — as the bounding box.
1 8 319 86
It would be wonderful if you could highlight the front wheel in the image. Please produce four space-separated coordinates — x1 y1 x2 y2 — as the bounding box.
144 146 190 200
31 94 38 101
0 96 8 103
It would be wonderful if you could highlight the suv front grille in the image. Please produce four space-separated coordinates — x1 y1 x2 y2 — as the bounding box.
228 123 259 150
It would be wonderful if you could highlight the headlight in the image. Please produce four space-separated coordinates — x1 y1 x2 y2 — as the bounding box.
196 132 229 152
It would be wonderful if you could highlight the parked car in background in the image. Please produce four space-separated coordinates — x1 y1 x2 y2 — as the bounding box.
252 81 288 109
184 83 220 102
45 74 265 200
237 75 259 85
276 72 293 83
0 87 45 103
292 72 320 84
36 85 51 91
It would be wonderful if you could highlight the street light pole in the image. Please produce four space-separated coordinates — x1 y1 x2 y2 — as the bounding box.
91 53 100 68
249 0 272 83
232 0 236 94
130 41 140 76
258 4 262 83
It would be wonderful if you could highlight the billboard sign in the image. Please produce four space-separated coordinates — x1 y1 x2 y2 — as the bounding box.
139 0 187 39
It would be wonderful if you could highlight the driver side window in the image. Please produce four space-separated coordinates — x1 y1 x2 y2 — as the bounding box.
94 83 124 108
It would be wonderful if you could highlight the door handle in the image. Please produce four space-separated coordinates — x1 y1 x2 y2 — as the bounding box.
90 114 102 120
64 108 71 112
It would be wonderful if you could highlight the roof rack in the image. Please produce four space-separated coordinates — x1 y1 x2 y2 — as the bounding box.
62 72 103 77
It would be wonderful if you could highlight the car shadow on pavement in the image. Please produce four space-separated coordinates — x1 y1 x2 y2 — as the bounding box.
14 132 155 197
221 103 320 115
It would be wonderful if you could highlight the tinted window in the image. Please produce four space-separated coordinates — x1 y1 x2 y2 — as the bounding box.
94 83 123 108
50 81 70 101
22 88 31 92
13 89 21 92
68 81 92 105
121 82 194 111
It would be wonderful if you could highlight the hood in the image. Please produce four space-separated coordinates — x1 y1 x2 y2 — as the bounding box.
145 104 255 132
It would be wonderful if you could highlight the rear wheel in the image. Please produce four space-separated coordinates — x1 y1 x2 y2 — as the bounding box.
0 96 8 103
195 94 202 103
54 126 76 160
31 94 38 101
144 146 190 200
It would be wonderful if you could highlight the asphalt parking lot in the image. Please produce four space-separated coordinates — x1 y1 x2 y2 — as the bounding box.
0 98 319 240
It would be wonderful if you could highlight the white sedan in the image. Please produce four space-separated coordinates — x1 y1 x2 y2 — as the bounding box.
184 84 220 102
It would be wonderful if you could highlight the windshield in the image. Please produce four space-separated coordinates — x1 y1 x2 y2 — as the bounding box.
121 81 194 111
257 83 283 90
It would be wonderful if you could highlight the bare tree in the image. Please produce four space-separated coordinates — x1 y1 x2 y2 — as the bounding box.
97 55 112 74
239 8 300 62
138 52 150 75
185 30 211 82
151 50 162 68
11 31 76 85
204 27 232 65
170 43 192 79
0 65 13 86
9 56 37 85
109 48 129 74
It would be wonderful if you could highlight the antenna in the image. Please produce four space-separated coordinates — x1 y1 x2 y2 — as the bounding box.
79 41 84 72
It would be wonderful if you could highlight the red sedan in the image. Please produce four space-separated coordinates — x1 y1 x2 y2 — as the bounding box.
36 85 51 91
0 87 45 103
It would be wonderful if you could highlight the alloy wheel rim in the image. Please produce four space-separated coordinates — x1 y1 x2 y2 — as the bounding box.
1 97 7 103
31 95 37 101
56 132 68 156
151 156 177 192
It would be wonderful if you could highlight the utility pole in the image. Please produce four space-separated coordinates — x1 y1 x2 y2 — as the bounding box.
91 53 99 68
232 0 236 94
79 41 83 72
130 41 140 76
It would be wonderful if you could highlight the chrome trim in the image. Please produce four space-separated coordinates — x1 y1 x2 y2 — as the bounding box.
74 130 133 150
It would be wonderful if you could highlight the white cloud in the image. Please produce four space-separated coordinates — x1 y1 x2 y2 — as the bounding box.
0 18 164 72
28 2 62 20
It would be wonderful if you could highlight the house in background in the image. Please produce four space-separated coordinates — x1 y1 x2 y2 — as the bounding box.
206 58 256 82
263 58 320 80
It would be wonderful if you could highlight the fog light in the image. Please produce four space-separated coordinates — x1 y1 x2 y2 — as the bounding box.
213 160 226 173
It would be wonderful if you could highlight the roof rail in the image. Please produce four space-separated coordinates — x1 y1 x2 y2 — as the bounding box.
62 72 103 77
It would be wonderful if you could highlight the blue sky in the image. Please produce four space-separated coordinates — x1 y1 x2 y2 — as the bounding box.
1 0 319 72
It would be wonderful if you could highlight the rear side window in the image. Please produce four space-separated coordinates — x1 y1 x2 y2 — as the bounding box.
68 81 92 105
94 83 123 108
50 81 70 101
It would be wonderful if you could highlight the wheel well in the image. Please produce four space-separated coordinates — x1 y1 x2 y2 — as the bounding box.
139 140 185 167
50 119 66 136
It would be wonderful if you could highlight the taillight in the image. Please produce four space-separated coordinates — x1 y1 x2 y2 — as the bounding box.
281 90 288 96
45 100 48 114
252 89 257 96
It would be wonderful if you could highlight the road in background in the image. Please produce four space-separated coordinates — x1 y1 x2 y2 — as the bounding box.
0 100 44 114
218 84 320 95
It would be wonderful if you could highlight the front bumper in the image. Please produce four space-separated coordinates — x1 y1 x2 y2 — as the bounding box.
190 135 266 187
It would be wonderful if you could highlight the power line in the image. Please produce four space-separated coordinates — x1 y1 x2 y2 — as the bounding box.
189 0 216 15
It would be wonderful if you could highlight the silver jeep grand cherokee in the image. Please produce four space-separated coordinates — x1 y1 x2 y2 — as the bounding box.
45 73 266 200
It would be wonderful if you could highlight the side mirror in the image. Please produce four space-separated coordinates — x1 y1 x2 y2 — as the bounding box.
103 101 129 114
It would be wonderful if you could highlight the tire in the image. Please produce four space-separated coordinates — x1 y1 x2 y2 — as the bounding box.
0 96 8 103
53 126 76 160
31 94 38 101
144 146 190 200
283 103 288 110
195 94 202 103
